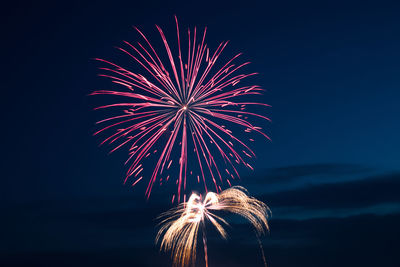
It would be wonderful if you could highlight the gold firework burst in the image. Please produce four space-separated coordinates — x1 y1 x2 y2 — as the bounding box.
156 186 270 267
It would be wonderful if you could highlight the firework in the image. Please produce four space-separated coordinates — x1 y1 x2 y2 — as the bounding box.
156 186 270 267
92 17 270 201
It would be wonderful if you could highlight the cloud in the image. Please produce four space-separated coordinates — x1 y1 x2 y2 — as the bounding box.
242 163 372 194
258 163 370 184
261 173 400 209
3 164 399 267
249 172 400 221
2 214 399 267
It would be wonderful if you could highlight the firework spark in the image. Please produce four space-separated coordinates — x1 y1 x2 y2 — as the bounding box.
156 186 270 267
92 17 270 201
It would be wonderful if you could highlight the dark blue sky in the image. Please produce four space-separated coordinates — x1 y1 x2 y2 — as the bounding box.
2 0 400 266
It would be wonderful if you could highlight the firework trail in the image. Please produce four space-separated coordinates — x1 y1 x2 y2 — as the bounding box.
156 186 270 267
92 17 270 201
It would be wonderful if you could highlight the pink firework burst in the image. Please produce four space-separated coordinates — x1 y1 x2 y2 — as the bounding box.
91 17 270 202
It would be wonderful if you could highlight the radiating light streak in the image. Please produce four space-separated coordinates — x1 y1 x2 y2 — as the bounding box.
92 17 270 200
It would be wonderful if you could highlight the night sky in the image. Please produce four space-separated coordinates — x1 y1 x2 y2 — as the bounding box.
2 0 400 266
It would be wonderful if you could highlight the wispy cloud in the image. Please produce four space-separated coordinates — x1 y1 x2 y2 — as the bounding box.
2 163 399 267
